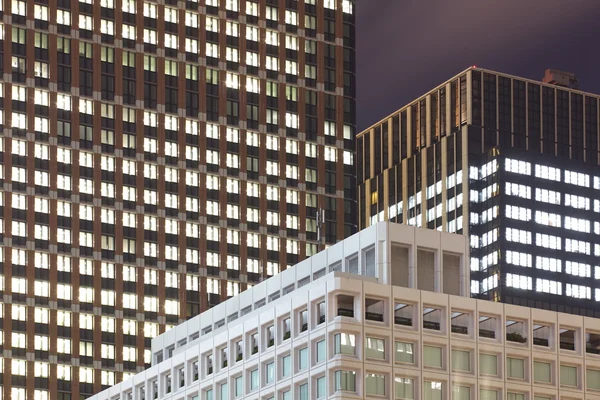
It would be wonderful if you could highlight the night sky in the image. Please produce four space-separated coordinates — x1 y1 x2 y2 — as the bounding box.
356 0 600 130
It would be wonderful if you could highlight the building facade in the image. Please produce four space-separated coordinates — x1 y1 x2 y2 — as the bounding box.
357 67 600 316
0 0 356 398
90 224 600 400
88 221 476 400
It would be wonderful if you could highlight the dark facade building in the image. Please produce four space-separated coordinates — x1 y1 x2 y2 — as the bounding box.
0 0 356 398
357 67 600 318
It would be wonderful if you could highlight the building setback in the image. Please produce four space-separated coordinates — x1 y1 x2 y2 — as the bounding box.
90 222 600 400
357 67 600 317
0 0 356 398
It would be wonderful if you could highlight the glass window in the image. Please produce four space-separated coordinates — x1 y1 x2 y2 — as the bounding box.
424 381 442 400
587 369 600 390
317 301 326 324
334 333 355 355
423 345 442 368
365 373 385 396
452 385 470 400
250 369 259 391
334 370 356 392
451 349 470 372
480 389 497 400
316 340 326 363
507 393 525 400
298 347 308 370
396 342 414 363
534 361 551 383
316 376 326 398
220 383 228 400
395 377 414 399
560 365 577 387
507 357 525 379
265 362 274 384
234 376 243 397
365 337 385 359
479 353 498 376
298 383 308 400
282 355 291 377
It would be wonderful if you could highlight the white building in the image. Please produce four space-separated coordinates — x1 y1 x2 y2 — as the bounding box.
85 222 600 400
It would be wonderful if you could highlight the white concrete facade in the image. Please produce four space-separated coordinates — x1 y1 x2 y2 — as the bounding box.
89 270 600 400
151 222 470 363
88 222 509 400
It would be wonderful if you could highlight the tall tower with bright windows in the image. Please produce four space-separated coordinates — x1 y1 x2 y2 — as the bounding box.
0 0 356 398
357 67 600 318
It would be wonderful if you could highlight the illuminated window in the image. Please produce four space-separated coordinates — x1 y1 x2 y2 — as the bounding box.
266 186 279 201
225 0 238 11
267 236 279 251
246 77 259 93
565 216 590 233
226 21 239 36
57 9 70 24
246 51 258 67
566 261 591 277
565 170 590 187
536 233 561 250
505 158 531 175
266 56 278 71
324 0 336 9
535 188 561 205
286 112 299 128
506 251 532 268
535 164 560 181
566 284 591 299
100 19 114 35
506 274 532 290
534 210 561 227
565 238 590 255
79 14 93 30
185 11 198 27
285 60 298 75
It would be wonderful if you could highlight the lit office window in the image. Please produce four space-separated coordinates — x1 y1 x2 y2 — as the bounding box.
566 261 591 278
506 274 532 290
565 193 590 210
564 216 590 233
566 284 591 299
505 158 531 175
535 256 561 272
506 205 531 221
565 238 590 255
506 251 532 268
505 228 531 245
535 164 560 181
535 233 561 250
534 211 561 228
565 170 589 187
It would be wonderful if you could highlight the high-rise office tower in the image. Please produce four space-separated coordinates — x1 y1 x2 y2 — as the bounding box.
0 0 356 398
357 67 600 318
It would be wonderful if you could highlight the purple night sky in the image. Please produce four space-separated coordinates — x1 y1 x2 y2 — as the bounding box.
356 0 600 130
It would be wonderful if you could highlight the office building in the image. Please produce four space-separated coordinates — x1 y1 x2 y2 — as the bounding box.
0 0 356 398
88 221 476 400
357 67 600 316
91 222 600 400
